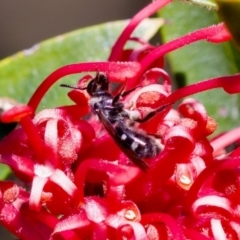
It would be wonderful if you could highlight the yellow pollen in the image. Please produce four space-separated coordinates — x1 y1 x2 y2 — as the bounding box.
125 210 136 220
180 174 192 185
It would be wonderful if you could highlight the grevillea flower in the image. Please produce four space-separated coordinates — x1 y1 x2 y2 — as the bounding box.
1 0 240 239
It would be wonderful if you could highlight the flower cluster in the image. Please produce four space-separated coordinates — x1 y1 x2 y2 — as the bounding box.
1 0 240 239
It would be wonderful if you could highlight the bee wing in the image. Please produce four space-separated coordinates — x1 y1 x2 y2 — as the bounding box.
97 110 149 171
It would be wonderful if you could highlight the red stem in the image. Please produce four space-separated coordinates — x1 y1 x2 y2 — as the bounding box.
130 23 230 85
20 116 45 163
27 62 112 112
211 127 240 156
28 61 141 113
108 0 172 61
164 73 240 105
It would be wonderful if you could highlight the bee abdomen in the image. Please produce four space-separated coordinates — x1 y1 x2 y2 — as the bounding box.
116 123 161 159
132 135 160 158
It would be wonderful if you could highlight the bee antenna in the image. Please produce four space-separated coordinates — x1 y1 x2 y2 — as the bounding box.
60 84 87 90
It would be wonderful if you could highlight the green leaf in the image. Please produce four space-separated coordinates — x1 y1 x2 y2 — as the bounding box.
0 18 163 111
0 164 11 180
159 1 240 135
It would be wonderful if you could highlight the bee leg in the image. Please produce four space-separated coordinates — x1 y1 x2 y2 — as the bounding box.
135 103 172 123
121 86 141 97
112 85 141 105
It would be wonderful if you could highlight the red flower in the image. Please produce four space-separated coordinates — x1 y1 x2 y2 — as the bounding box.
1 0 240 239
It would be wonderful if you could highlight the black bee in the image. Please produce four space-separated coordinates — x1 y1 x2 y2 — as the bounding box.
61 73 169 171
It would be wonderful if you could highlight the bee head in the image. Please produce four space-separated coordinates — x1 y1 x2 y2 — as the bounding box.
60 73 110 96
87 73 109 96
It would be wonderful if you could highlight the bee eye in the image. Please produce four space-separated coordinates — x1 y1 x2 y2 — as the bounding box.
97 74 109 91
87 80 97 95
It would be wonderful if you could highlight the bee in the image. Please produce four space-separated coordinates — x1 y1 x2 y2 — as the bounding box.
61 73 169 171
